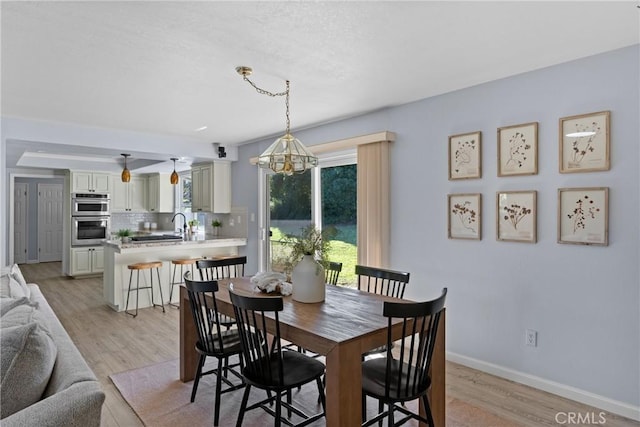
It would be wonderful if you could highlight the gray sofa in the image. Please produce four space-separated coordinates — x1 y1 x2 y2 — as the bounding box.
1 280 105 426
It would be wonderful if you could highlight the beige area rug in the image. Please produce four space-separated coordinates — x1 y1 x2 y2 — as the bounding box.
110 359 520 427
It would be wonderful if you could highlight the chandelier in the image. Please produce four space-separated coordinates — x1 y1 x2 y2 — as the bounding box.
236 66 317 175
170 158 179 185
120 153 131 183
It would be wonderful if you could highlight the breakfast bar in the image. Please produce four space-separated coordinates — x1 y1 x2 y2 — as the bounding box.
102 235 247 311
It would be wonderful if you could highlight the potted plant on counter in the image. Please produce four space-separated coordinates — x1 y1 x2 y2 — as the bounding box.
188 219 199 234
117 228 132 243
211 219 222 236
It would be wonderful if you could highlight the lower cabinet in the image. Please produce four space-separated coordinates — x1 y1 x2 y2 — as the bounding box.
70 246 104 275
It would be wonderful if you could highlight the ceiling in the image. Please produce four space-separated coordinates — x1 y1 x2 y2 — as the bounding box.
2 1 638 172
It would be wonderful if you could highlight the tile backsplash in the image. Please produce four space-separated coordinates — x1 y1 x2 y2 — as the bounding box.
111 207 248 238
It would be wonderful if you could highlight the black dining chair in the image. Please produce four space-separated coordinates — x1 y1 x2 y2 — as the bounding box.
229 289 326 427
362 288 447 427
356 265 410 359
196 257 247 330
183 272 245 426
325 261 343 286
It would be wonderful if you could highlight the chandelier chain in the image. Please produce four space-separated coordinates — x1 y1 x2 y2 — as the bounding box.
242 75 291 134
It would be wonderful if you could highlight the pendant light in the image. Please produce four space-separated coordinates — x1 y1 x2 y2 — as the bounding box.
121 154 131 183
236 66 317 176
170 158 179 185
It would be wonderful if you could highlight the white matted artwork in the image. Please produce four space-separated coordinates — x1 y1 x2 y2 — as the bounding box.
496 190 537 243
498 122 538 176
558 187 608 246
448 131 481 180
448 193 481 240
559 111 610 173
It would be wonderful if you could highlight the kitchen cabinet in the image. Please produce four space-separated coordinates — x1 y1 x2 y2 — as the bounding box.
148 174 175 213
111 175 147 212
71 172 110 193
70 246 104 275
191 162 231 213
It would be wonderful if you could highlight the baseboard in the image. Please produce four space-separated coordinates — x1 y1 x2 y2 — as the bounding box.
447 351 640 422
26 259 39 264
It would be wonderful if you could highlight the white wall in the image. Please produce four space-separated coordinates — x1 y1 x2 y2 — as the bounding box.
233 45 640 413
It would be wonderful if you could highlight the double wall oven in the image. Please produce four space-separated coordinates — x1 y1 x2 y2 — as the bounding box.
71 193 111 246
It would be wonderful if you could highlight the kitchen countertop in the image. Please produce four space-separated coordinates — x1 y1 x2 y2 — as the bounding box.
103 234 247 252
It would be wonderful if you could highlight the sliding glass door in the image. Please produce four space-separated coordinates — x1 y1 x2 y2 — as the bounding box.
261 151 357 286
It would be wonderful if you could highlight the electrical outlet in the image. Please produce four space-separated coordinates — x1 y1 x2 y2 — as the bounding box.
526 329 538 347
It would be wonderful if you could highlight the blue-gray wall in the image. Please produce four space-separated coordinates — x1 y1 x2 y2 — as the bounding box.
233 45 640 411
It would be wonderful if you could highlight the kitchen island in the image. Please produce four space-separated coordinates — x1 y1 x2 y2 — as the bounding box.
103 234 247 312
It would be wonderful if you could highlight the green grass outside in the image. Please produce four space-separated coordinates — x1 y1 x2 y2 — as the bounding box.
270 225 357 287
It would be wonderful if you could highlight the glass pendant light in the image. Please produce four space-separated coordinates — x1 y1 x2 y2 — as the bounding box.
121 154 131 183
170 158 179 185
236 66 318 175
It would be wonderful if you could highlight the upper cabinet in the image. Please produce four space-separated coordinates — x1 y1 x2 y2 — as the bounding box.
148 173 175 213
111 175 148 213
71 172 110 193
191 162 231 213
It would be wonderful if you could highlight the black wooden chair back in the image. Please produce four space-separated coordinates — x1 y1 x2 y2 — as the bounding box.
183 272 226 355
325 261 342 285
197 256 247 281
355 264 410 298
361 288 448 427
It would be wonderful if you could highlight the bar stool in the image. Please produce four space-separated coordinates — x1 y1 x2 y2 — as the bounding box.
168 258 199 308
124 261 165 318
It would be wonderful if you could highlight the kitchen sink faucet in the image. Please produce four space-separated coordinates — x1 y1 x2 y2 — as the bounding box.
171 212 188 234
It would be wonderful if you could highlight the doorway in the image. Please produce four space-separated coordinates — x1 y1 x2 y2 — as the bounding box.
263 151 357 286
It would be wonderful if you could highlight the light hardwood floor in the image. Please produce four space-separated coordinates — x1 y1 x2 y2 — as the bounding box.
21 262 639 427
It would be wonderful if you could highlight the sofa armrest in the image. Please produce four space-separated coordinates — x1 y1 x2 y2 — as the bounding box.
1 381 105 427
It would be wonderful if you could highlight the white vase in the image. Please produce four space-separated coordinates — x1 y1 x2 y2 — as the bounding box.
292 255 325 303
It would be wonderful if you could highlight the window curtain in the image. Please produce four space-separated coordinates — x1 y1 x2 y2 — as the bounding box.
357 141 390 268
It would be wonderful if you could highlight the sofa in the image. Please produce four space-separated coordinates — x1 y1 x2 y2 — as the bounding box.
1 265 105 427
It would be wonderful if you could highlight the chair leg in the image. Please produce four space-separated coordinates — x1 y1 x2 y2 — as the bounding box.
275 391 282 427
236 385 251 427
362 393 367 423
286 389 292 418
422 394 435 427
387 403 394 427
316 377 326 413
124 270 136 317
378 399 384 427
214 357 224 426
190 354 206 402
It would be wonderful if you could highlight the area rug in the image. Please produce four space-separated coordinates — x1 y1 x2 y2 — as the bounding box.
110 359 519 426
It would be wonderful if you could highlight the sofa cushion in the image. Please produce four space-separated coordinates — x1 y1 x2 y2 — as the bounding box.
9 265 30 299
0 297 37 317
0 304 50 333
0 322 57 419
0 274 10 298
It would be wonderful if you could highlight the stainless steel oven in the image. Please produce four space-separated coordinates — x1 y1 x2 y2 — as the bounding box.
71 193 110 216
72 216 111 246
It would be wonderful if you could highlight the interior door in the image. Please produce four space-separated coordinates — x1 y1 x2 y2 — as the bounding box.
13 183 28 264
38 183 64 262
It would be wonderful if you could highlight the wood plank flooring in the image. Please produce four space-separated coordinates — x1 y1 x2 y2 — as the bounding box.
20 262 639 427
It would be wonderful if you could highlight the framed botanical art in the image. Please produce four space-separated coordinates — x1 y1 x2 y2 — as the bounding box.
559 110 610 173
558 187 608 246
448 131 481 180
498 122 538 176
496 190 537 243
448 193 481 240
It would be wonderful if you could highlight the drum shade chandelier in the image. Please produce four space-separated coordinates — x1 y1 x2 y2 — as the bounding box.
236 66 317 175
121 153 131 183
170 158 179 185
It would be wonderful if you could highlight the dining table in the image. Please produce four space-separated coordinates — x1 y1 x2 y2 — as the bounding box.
179 277 445 427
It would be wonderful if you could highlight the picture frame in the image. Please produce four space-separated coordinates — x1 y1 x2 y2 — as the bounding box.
448 193 481 240
448 131 482 180
558 187 608 246
559 110 610 173
496 190 537 243
498 122 538 176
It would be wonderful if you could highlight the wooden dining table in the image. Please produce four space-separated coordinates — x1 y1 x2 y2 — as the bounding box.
179 277 445 427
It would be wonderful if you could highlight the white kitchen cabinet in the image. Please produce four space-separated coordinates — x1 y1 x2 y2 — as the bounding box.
70 246 104 275
191 162 231 213
111 175 148 212
71 172 110 193
148 174 175 213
